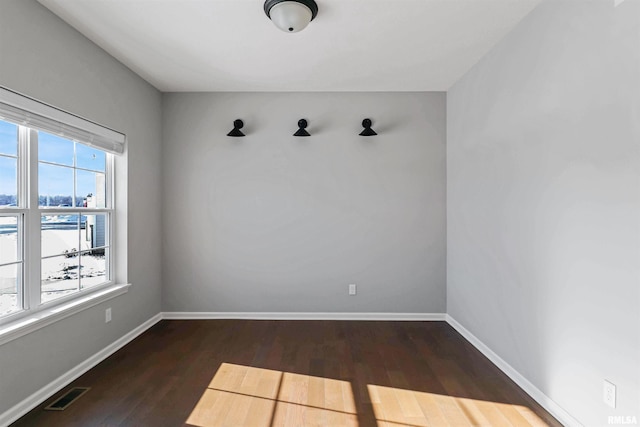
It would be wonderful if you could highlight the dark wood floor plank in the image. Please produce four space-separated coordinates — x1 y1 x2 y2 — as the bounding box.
11 320 562 427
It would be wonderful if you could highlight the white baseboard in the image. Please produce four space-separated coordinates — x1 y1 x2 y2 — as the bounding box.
445 314 582 427
0 313 163 427
162 312 446 321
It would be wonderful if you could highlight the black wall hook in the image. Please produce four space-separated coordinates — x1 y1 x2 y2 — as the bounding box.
227 119 245 137
359 118 377 136
294 119 310 137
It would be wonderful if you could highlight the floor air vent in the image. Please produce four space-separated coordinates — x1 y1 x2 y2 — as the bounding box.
44 387 90 411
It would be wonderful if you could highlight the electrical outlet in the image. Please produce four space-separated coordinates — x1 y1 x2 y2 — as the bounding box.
349 284 356 295
604 380 616 408
105 307 112 323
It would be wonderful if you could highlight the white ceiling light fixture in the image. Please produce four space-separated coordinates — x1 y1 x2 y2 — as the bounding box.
264 0 318 33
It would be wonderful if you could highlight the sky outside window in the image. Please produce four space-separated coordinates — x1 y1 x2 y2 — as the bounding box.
0 120 17 156
39 132 73 166
38 131 106 205
0 121 18 204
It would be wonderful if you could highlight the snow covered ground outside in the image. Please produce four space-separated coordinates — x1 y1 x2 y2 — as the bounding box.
0 216 106 317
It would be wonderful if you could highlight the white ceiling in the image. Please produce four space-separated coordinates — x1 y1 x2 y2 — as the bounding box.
38 0 540 92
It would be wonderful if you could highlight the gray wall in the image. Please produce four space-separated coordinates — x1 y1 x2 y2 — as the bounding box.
447 0 640 425
0 0 162 415
162 92 446 313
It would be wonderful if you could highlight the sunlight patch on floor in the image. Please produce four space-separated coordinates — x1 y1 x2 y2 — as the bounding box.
187 363 550 427
367 384 548 427
187 363 358 427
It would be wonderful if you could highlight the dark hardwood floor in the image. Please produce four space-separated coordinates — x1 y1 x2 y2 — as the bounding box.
12 320 562 427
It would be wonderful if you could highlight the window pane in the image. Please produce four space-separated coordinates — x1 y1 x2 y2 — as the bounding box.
0 263 21 317
80 249 107 290
76 143 106 173
80 214 106 252
39 163 73 207
76 170 106 208
41 214 80 258
0 216 19 264
0 121 17 157
0 156 17 207
41 255 79 304
38 132 74 166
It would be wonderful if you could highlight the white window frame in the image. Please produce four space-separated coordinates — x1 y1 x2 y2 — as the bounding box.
0 88 129 345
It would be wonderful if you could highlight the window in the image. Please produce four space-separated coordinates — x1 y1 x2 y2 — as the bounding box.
0 88 125 326
39 131 111 304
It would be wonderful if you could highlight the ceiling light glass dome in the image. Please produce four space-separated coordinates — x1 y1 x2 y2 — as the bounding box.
264 0 318 33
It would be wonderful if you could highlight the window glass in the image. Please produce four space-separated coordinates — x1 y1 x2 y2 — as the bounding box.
41 255 79 304
81 214 107 251
38 132 74 166
0 121 17 157
39 163 74 207
38 136 112 304
76 143 106 173
80 248 107 290
41 214 80 258
77 170 106 208
0 156 17 207
0 263 20 316
0 216 19 264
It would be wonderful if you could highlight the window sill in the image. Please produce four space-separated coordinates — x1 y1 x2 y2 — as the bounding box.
0 283 131 346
